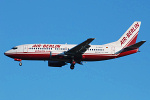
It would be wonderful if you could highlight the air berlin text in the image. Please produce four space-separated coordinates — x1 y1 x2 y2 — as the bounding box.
32 44 61 48
120 22 139 46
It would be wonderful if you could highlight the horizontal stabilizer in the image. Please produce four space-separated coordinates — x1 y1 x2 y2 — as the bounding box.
115 40 146 54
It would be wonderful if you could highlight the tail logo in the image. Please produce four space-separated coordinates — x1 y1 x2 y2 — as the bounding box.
120 22 140 46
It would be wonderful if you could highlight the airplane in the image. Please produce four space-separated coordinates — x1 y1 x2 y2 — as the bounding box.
4 21 146 69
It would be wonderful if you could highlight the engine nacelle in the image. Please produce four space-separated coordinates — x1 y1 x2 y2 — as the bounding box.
48 61 66 67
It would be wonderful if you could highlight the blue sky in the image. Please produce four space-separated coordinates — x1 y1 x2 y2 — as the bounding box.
0 0 150 100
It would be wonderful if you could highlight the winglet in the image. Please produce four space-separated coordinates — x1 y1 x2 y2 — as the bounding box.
87 38 95 42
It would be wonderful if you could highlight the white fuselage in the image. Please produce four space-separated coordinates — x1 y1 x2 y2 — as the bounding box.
5 43 137 62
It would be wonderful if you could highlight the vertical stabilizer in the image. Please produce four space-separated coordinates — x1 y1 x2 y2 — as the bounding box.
117 21 141 48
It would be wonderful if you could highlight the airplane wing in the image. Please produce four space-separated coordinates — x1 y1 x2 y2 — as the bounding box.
115 40 146 54
64 38 95 56
51 38 95 63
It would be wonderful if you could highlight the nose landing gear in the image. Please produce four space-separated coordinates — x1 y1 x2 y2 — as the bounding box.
19 61 22 66
14 58 22 66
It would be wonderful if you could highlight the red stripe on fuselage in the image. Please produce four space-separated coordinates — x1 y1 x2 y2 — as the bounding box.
5 49 138 61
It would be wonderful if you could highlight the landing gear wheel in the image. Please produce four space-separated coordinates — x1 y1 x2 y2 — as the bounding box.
70 64 75 70
19 62 22 66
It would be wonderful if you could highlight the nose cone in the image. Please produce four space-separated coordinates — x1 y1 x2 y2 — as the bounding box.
4 52 6 56
4 50 12 57
4 51 9 56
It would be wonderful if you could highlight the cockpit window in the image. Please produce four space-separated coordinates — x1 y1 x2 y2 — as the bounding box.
12 47 18 49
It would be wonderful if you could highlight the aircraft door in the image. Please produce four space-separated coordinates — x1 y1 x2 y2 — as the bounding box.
24 45 28 53
111 47 115 54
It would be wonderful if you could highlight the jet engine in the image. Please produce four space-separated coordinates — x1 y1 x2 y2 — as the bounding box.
48 61 66 67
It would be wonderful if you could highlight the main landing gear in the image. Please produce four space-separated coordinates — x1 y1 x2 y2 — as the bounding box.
70 60 76 70
70 64 75 70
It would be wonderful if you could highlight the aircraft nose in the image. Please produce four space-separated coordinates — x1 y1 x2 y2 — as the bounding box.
4 50 16 58
4 50 10 56
4 51 8 56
